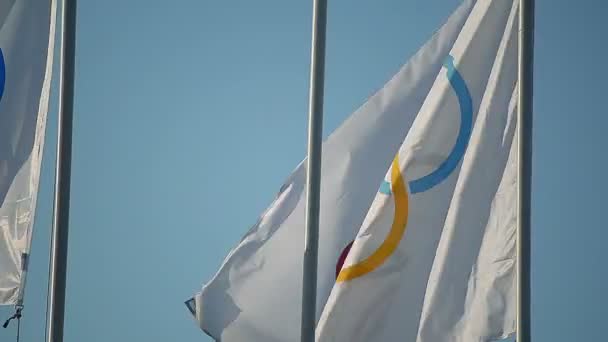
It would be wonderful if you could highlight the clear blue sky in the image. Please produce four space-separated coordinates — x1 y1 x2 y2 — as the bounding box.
1 0 606 341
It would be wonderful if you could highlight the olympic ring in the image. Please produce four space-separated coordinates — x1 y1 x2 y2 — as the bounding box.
408 55 473 194
335 55 473 281
377 55 472 196
336 154 409 282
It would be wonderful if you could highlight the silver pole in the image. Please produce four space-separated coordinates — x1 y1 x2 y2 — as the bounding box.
517 0 534 341
300 0 327 341
47 0 77 340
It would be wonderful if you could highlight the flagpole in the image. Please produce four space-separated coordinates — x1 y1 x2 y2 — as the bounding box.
47 0 77 341
300 0 327 341
517 0 534 341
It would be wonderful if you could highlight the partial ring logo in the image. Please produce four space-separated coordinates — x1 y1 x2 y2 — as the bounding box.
336 55 473 282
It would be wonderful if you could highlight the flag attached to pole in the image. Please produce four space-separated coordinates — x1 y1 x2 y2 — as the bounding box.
0 0 56 305
317 0 519 341
187 1 479 340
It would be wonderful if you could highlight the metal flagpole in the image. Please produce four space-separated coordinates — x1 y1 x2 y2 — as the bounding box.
517 0 534 341
300 0 328 341
46 0 77 340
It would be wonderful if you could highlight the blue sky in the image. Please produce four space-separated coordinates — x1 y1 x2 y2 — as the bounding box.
1 0 607 341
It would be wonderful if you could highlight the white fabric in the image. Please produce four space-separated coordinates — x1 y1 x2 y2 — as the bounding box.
0 0 56 305
190 1 478 340
316 0 518 341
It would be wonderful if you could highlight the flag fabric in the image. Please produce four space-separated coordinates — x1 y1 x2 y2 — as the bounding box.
188 1 479 340
0 0 56 305
316 0 519 341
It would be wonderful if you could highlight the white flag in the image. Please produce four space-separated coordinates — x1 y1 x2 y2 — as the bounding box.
188 1 478 340
0 0 56 305
316 0 518 341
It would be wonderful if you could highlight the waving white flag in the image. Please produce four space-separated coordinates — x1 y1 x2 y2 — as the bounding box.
317 0 519 341
187 1 478 340
0 0 56 305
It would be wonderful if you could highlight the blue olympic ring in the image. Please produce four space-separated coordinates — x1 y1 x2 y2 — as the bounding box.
379 55 472 195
